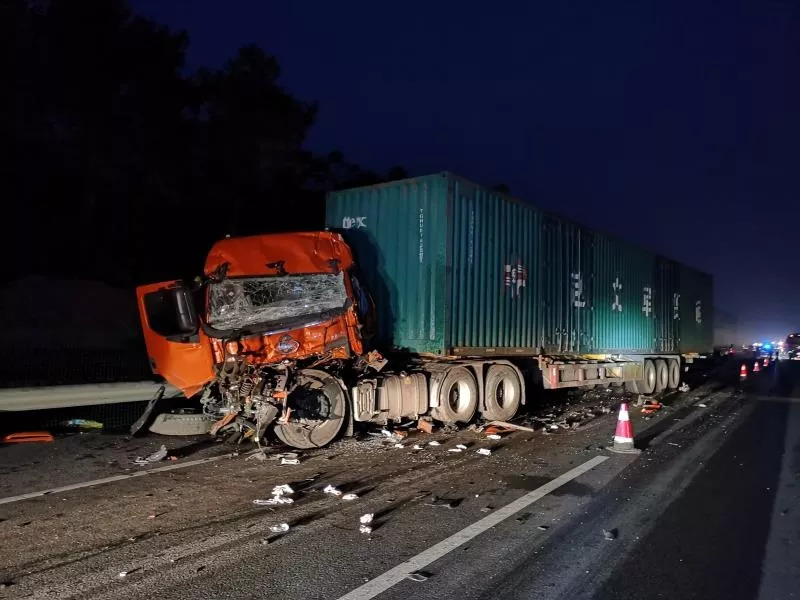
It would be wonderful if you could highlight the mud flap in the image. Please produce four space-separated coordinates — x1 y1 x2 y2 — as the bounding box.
130 385 166 436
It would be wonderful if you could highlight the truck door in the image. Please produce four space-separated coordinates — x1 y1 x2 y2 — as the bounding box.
136 281 215 397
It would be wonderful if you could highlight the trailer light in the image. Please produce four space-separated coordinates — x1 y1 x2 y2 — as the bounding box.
277 335 300 354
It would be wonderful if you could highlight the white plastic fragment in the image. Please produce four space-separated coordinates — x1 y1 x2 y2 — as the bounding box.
381 429 393 437
476 448 492 456
678 382 691 392
269 523 290 533
428 441 441 446
697 403 707 408
281 458 300 465
549 424 559 430
342 493 359 501
448 448 463 453
273 484 294 496
359 525 373 534
394 443 405 448
407 572 429 582
412 444 424 450
359 513 374 534
486 434 502 440
134 444 168 466
456 444 468 450
253 497 293 506
323 485 343 496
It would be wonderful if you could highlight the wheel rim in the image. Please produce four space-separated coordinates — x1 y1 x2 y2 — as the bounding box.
448 380 473 413
494 377 517 408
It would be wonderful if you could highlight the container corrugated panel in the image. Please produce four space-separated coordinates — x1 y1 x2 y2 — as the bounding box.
447 176 539 352
590 234 655 353
327 172 713 357
325 175 448 354
677 264 714 353
654 258 680 353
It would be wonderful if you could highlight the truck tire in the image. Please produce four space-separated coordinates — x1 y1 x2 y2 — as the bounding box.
668 359 681 389
639 359 657 394
482 364 522 421
431 366 478 423
273 369 348 449
655 359 669 393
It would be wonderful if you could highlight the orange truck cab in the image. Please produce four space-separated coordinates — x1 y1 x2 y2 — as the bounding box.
136 231 374 447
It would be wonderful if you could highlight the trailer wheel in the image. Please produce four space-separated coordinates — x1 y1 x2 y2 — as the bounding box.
638 359 657 394
273 369 348 449
482 364 522 421
668 359 681 389
654 359 669 393
431 366 478 423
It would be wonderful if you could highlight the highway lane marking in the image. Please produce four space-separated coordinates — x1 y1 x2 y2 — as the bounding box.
0 454 231 506
336 454 609 600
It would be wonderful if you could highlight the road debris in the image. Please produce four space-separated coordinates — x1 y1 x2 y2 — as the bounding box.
324 485 343 496
678 382 691 392
696 403 707 408
280 457 300 465
406 572 430 582
134 444 168 465
1 431 55 444
359 513 374 534
269 523 290 534
61 419 103 429
456 444 467 450
342 493 359 501
641 401 663 415
476 448 492 456
448 448 463 453
253 484 295 505
424 496 460 509
537 525 549 531
412 444 424 450
428 441 441 446
603 528 618 540
417 418 434 434
487 420 535 433
394 443 405 448
486 434 502 440
273 452 299 461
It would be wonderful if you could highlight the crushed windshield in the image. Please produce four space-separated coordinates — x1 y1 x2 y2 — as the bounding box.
207 273 347 330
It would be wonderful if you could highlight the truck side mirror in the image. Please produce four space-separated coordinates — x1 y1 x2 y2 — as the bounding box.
143 283 199 340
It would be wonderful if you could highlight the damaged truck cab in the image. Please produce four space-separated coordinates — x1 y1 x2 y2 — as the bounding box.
137 232 374 448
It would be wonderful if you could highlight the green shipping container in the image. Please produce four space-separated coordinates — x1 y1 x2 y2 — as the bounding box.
325 172 713 357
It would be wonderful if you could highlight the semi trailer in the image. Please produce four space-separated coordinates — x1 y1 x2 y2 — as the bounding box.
136 172 713 448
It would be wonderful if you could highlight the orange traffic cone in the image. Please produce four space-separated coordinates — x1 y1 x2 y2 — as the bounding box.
740 363 747 378
763 357 769 368
753 360 760 373
609 403 640 454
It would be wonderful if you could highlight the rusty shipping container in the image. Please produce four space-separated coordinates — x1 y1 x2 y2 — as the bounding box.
326 172 713 357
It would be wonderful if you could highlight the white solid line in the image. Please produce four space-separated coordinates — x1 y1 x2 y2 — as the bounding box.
336 454 609 600
0 454 229 506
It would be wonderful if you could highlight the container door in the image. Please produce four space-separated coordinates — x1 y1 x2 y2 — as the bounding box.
541 217 592 353
654 258 679 353
136 281 215 397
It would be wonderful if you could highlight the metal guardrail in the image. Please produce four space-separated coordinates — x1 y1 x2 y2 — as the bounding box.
0 381 183 412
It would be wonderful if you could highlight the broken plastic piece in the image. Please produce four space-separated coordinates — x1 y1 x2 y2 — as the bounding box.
269 523 290 533
1 431 54 444
323 485 343 496
342 493 358 501
394 443 405 448
476 448 492 456
412 444 424 450
273 484 294 496
456 444 468 450
486 434 502 440
417 419 434 434
134 444 168 465
360 513 373 524
61 419 103 429
428 441 441 446
678 382 690 392
406 572 429 582
274 452 299 461
486 420 535 432
253 497 293 506
359 525 372 534
697 403 707 408
280 458 300 465
448 448 463 453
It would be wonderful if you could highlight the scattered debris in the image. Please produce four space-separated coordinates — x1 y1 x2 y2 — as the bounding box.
476 448 492 456
480 506 493 513
428 441 441 446
417 418 434 434
603 528 618 540
118 568 140 578
269 523 290 534
641 401 663 415
1 431 54 444
359 513 374 534
667 442 681 447
424 496 460 509
696 403 707 408
134 444 168 465
448 448 463 453
253 484 295 505
394 443 405 449
487 420 535 433
412 444 424 450
342 493 359 501
61 419 103 429
323 485 343 496
678 382 691 392
406 572 429 583
467 424 485 433
280 457 300 465
486 434 502 440
537 525 549 531
273 452 299 461
549 424 559 430
456 444 467 450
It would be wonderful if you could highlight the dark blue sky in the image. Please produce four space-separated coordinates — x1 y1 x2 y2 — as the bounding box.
134 0 800 342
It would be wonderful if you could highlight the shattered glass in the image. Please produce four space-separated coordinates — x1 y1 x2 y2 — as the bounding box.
208 274 347 330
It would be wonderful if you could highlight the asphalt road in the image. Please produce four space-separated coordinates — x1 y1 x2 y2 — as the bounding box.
1 358 798 599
